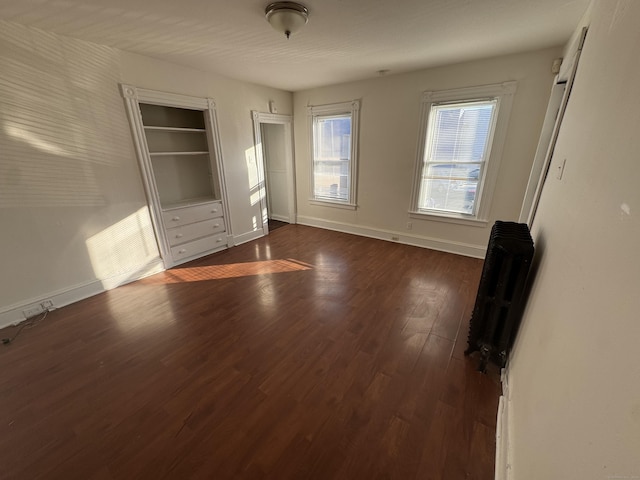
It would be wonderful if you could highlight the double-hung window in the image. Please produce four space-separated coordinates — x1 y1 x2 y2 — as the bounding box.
308 100 360 208
411 82 516 223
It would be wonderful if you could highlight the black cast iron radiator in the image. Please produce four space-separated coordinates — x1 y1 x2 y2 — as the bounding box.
465 221 534 372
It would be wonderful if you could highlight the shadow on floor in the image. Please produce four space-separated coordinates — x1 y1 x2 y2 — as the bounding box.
268 219 288 231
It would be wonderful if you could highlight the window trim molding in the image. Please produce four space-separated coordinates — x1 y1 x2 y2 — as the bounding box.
409 81 517 222
408 211 489 227
309 199 357 210
307 99 360 208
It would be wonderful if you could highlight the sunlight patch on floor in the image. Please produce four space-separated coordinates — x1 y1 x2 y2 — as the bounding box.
143 258 313 284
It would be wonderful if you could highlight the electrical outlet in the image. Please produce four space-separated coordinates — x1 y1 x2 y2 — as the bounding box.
23 304 45 319
41 299 54 310
406 222 412 230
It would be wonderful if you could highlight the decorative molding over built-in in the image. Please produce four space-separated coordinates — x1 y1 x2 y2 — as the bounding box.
120 84 138 100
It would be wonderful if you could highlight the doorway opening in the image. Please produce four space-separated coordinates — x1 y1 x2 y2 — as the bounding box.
252 111 296 235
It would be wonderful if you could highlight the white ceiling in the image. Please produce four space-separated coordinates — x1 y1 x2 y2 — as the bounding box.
0 0 590 92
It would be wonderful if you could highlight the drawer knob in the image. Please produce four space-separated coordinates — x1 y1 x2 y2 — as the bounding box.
213 224 220 228
211 209 218 213
176 233 183 238
178 249 186 254
216 238 223 242
172 216 180 222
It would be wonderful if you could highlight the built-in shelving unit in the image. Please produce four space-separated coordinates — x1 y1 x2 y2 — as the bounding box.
120 84 233 268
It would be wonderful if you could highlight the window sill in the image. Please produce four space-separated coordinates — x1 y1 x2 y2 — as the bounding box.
309 199 357 210
409 210 488 227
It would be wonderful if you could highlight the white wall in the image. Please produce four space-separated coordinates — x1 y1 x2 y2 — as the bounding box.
0 20 291 326
293 48 560 257
506 1 640 478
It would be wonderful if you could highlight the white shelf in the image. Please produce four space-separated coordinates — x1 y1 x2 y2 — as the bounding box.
162 197 219 210
144 126 206 133
149 151 209 157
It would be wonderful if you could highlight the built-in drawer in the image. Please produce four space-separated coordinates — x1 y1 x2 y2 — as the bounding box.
170 232 227 262
167 218 226 247
162 201 223 228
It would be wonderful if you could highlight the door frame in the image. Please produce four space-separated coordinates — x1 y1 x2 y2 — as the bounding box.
520 27 588 226
251 111 296 233
518 82 566 223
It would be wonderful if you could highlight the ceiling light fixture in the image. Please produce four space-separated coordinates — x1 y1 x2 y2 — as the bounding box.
265 2 309 39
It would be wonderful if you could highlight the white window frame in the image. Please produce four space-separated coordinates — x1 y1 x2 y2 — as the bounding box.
307 100 360 209
410 82 517 226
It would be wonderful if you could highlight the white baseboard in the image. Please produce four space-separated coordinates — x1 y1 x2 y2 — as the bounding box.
297 216 486 259
0 258 165 330
496 368 514 480
269 214 289 223
233 229 265 246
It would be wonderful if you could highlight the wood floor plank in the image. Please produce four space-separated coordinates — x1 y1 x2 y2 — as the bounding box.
0 225 500 479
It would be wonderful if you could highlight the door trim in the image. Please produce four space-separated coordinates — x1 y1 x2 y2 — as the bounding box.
251 111 297 232
521 26 588 226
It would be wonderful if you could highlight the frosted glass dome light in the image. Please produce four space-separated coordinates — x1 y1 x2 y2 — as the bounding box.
265 2 309 39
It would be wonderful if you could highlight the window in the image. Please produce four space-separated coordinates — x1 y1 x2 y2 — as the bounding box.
411 82 516 223
308 100 360 208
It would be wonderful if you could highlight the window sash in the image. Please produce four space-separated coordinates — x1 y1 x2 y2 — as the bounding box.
417 98 498 216
312 112 353 203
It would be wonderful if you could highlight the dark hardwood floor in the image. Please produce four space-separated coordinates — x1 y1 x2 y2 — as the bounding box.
0 225 500 479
